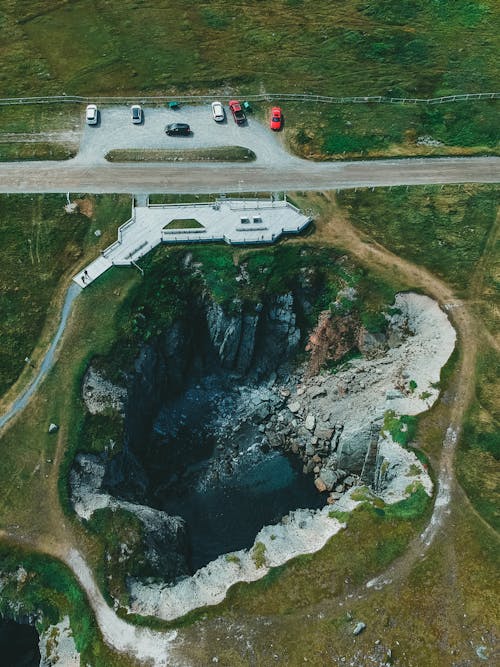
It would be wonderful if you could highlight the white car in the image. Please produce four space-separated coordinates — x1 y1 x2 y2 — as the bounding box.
211 101 225 122
85 104 98 125
131 104 143 124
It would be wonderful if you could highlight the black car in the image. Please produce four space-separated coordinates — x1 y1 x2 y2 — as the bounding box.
165 123 191 136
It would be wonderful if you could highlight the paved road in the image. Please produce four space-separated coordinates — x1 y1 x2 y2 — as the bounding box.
1 156 498 194
0 106 498 192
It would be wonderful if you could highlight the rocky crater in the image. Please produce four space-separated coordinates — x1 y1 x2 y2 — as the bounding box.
70 256 455 618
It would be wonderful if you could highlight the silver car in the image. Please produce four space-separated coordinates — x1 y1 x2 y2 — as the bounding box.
131 104 143 124
85 104 98 125
211 101 225 122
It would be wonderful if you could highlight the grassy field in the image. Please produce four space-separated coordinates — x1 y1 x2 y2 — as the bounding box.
178 494 499 666
284 100 499 159
0 194 131 400
457 348 500 530
0 0 498 157
337 185 499 293
105 146 256 162
0 142 76 161
0 104 81 133
2 1 498 97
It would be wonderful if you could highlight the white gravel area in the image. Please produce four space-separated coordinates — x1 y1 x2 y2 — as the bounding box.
82 367 126 415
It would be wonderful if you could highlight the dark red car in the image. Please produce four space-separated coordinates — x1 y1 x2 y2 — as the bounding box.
229 100 246 125
270 106 282 131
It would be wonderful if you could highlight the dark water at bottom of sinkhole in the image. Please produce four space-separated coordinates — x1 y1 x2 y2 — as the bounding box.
159 444 325 573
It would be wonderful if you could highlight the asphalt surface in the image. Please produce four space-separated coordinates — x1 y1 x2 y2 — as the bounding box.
0 105 498 193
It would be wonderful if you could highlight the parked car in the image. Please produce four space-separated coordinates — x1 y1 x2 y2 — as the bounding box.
229 100 246 125
131 104 143 124
211 101 225 122
270 106 282 131
85 104 98 125
165 122 191 136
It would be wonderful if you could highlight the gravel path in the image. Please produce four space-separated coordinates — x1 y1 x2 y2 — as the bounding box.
66 549 180 667
0 156 498 194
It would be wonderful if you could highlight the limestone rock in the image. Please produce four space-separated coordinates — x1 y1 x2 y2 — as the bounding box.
318 469 337 491
314 477 327 492
305 414 316 431
310 386 327 399
353 622 366 636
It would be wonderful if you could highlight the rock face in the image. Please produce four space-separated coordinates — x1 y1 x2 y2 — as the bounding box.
71 290 307 584
206 292 301 378
70 453 190 581
82 367 127 415
246 292 455 494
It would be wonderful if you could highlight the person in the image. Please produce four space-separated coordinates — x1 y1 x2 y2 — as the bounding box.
84 270 90 279
81 273 86 284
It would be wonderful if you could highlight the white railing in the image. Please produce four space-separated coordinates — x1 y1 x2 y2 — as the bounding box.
0 92 498 107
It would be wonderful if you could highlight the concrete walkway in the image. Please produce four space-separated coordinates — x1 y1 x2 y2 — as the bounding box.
73 198 311 288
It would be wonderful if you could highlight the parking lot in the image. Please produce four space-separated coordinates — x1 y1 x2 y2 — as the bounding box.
76 105 298 167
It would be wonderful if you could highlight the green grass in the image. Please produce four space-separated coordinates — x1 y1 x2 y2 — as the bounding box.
105 147 256 162
163 219 204 230
457 347 500 530
252 542 267 569
0 194 131 398
285 100 499 159
0 105 81 134
87 507 149 606
0 544 139 666
382 411 418 447
338 185 499 292
2 1 498 98
0 142 76 161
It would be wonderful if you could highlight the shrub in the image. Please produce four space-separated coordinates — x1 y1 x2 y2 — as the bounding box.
252 542 267 569
225 554 241 565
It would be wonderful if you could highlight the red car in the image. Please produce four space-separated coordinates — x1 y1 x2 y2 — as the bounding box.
270 106 282 131
229 100 246 125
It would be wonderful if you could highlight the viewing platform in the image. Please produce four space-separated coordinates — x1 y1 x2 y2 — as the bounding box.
73 197 312 288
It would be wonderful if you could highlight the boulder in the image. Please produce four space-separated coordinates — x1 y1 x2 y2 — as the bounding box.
288 401 301 413
48 423 59 434
314 477 327 493
353 622 366 636
305 414 316 431
310 386 327 399
319 469 337 491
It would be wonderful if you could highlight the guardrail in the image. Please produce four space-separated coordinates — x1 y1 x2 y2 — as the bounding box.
0 92 498 107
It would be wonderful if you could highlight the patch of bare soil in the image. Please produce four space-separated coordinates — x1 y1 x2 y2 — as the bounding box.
305 310 360 376
75 198 94 218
